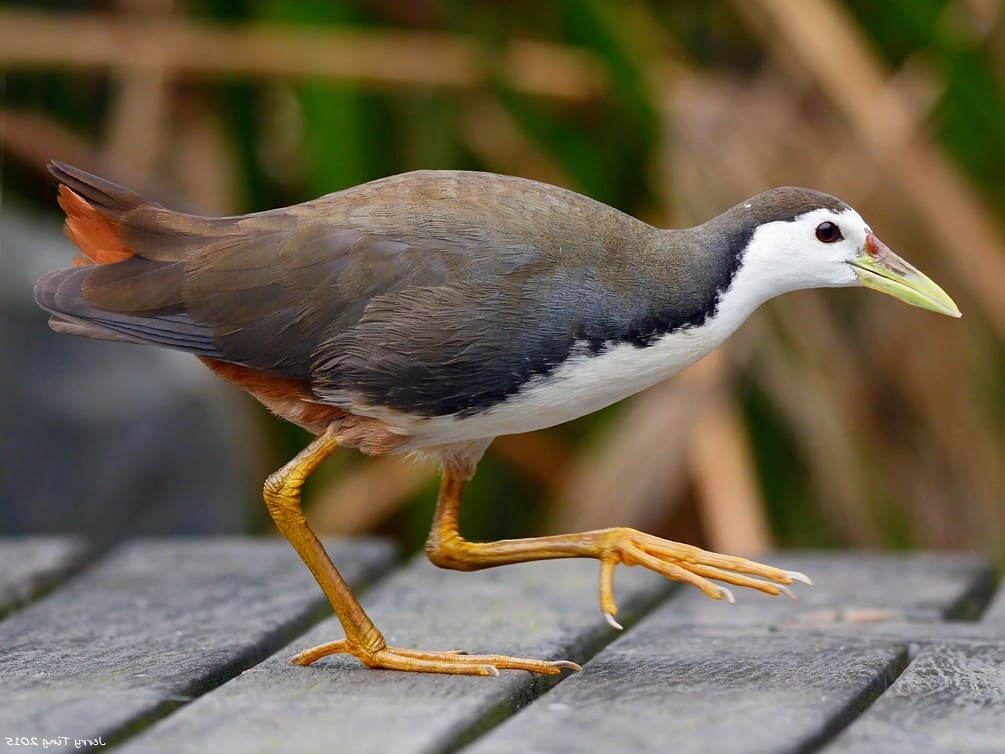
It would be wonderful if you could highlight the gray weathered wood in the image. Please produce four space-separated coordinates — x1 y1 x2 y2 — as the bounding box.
0 537 87 617
468 628 906 754
467 551 994 754
823 644 1005 754
0 537 393 754
648 552 995 628
115 556 670 754
784 618 1005 650
3 547 997 754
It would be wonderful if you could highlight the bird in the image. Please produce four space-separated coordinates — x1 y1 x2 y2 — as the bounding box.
34 161 960 677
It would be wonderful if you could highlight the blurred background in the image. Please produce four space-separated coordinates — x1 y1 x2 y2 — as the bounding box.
1 0 1002 564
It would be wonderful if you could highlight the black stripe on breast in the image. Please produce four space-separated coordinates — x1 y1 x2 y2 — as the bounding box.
311 223 747 418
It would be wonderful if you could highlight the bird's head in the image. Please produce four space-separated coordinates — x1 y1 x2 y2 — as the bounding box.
722 187 961 318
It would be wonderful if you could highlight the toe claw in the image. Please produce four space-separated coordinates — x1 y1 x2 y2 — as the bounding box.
777 584 796 600
786 570 813 586
598 530 815 615
553 660 583 672
484 665 500 677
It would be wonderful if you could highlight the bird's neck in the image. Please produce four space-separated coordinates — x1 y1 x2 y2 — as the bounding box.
637 224 756 339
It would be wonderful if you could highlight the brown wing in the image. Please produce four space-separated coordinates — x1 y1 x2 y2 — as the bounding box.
34 163 537 380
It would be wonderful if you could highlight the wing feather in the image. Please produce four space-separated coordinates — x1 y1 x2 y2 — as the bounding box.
39 165 661 418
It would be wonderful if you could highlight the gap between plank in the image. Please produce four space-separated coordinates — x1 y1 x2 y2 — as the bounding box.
436 582 678 754
943 564 999 621
795 643 911 754
77 540 397 754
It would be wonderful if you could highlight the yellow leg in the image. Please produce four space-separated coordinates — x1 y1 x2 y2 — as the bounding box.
264 429 578 676
426 470 812 626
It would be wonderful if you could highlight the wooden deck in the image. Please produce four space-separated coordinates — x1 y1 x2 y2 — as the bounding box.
0 539 1002 753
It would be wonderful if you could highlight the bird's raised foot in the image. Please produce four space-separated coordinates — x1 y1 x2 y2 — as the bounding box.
291 639 581 676
598 528 812 625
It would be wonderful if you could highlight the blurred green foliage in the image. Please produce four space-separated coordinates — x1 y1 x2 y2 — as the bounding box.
3 0 1002 555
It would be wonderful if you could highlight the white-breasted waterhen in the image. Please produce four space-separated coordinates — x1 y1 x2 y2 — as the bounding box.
35 162 960 676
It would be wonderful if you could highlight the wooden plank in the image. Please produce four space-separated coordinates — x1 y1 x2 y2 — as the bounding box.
696 552 997 647
649 552 995 627
467 552 993 754
467 628 906 754
0 538 394 754
812 560 1003 754
115 556 670 754
0 537 87 617
823 644 1005 754
791 621 1005 649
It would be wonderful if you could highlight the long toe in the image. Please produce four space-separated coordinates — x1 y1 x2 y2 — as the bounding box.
292 639 581 676
599 528 812 614
369 647 581 675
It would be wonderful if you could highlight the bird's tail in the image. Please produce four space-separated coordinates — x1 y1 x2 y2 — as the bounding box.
49 160 146 267
33 162 219 355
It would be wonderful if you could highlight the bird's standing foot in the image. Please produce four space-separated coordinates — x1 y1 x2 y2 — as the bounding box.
291 640 581 676
598 528 812 627
262 432 579 678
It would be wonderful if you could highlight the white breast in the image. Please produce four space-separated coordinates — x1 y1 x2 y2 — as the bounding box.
430 327 722 441
377 280 764 448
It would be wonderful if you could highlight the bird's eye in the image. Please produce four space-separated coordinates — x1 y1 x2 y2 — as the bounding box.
815 221 843 243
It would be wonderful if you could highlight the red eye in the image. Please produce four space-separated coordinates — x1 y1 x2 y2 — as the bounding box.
815 221 842 243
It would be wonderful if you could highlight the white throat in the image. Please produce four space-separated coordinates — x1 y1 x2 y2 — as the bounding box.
726 206 863 304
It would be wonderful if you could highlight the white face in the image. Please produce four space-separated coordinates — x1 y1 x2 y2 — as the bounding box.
740 206 868 298
712 200 960 332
